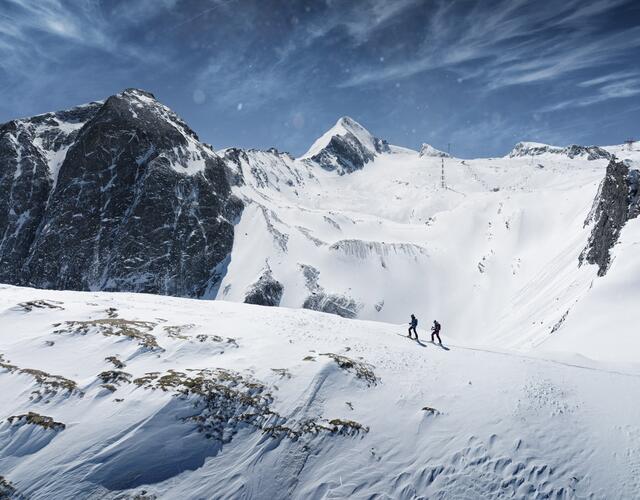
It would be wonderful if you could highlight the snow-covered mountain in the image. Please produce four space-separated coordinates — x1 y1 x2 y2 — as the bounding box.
1 89 639 361
0 89 240 296
2 89 640 498
300 116 390 174
507 141 613 161
419 143 450 158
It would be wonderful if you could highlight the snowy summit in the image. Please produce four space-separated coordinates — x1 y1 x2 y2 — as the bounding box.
419 143 450 158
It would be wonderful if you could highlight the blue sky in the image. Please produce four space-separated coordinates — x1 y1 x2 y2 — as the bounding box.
1 0 639 158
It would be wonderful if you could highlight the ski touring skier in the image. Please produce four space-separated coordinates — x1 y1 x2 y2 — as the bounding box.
431 320 442 345
408 314 418 339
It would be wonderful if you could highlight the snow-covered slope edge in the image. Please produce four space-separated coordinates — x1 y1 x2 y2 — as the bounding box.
1 285 640 499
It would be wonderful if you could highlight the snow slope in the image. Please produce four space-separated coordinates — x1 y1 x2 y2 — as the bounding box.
1 285 640 499
3 93 637 368
222 129 638 365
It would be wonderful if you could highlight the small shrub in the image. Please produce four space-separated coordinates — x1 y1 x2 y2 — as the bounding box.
99 370 132 385
0 356 80 398
328 418 369 435
105 356 126 369
320 353 379 386
8 412 65 431
164 324 196 340
54 319 161 350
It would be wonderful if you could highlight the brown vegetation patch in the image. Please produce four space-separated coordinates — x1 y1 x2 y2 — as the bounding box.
8 411 65 431
105 356 126 369
99 370 132 385
54 319 161 350
0 354 80 399
319 353 378 386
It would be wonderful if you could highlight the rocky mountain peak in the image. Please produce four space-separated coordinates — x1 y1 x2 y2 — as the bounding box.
0 88 241 297
419 143 450 158
100 87 202 146
301 116 389 175
119 88 157 100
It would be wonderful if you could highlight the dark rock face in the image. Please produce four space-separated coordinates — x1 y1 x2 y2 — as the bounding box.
305 117 389 175
0 89 241 297
244 269 283 306
308 132 375 175
0 121 52 283
580 159 640 275
0 102 102 284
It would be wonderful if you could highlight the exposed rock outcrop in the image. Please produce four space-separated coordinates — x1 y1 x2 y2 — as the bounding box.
223 147 309 191
580 159 640 275
508 142 613 161
303 291 361 319
244 268 284 307
329 239 427 259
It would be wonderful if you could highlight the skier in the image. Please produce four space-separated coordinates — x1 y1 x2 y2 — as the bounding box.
431 320 442 345
408 314 418 339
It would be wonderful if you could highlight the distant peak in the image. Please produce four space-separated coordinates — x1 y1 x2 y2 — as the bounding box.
419 143 450 158
119 88 157 100
336 116 362 129
300 116 390 174
508 141 612 161
302 116 376 160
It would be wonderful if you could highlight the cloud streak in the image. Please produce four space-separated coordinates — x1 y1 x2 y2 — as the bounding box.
0 0 637 157
337 0 640 99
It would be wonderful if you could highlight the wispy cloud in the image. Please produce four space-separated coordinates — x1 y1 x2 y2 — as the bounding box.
541 77 640 112
0 0 637 156
336 0 640 102
579 70 640 88
0 0 179 117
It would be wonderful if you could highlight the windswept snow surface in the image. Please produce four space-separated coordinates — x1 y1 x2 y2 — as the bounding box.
1 285 640 499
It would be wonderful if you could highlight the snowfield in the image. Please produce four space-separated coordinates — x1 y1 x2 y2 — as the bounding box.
222 129 640 366
1 285 640 499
